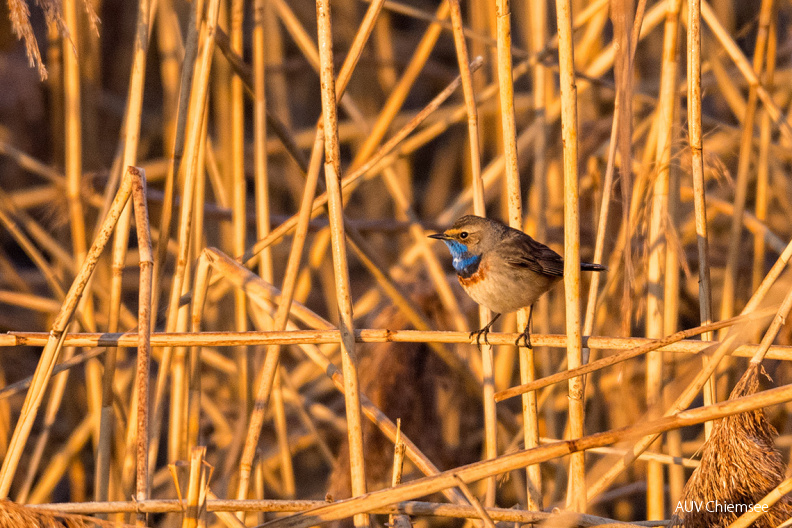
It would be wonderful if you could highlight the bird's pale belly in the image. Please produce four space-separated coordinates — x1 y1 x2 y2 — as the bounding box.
458 264 560 314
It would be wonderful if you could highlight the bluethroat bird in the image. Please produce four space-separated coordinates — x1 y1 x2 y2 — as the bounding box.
429 215 607 348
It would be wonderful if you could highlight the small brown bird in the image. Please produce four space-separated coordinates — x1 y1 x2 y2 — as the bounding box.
430 215 606 347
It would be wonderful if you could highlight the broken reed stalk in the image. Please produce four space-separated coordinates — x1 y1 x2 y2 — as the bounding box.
315 2 368 527
0 167 139 498
388 421 411 528
258 383 792 528
182 447 208 528
553 0 586 510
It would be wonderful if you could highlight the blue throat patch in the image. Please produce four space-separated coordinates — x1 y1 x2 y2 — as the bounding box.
443 240 481 278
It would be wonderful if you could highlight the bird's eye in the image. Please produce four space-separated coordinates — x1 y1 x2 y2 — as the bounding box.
459 232 468 239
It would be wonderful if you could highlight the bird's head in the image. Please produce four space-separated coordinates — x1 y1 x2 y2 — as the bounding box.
428 215 504 273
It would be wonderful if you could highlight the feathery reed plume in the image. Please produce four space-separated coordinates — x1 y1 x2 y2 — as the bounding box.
669 365 792 527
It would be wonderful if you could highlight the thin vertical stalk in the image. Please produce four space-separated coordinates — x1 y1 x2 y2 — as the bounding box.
230 0 250 428
316 2 368 527
272 374 296 498
582 103 618 343
188 254 211 454
0 168 136 498
753 16 776 296
494 0 540 509
613 0 636 341
130 168 153 527
252 0 270 282
156 0 183 154
447 0 494 506
719 0 775 325
687 0 715 440
645 0 681 518
554 0 585 511
253 0 290 502
62 0 87 273
527 2 551 435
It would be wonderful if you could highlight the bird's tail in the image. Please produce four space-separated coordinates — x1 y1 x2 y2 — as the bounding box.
581 262 608 272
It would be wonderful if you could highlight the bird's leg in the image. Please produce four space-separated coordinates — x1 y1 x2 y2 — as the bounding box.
470 312 501 347
516 305 534 348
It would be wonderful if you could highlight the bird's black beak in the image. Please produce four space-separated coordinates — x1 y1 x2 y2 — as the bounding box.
428 233 449 240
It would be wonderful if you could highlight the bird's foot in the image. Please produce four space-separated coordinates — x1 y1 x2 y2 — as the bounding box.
515 327 533 349
470 327 491 347
469 313 501 348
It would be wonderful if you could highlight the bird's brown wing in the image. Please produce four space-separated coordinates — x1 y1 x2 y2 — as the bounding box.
499 232 565 277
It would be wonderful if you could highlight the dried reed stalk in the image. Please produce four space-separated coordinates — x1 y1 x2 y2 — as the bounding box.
751 16 777 298
96 0 153 506
553 0 586 510
446 0 497 506
316 3 367 525
29 497 666 526
7 328 792 361
686 0 716 444
645 0 682 517
492 0 542 509
495 310 774 402
130 169 153 526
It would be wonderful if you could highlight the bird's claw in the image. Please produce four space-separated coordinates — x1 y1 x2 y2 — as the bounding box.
515 329 533 349
470 328 490 347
